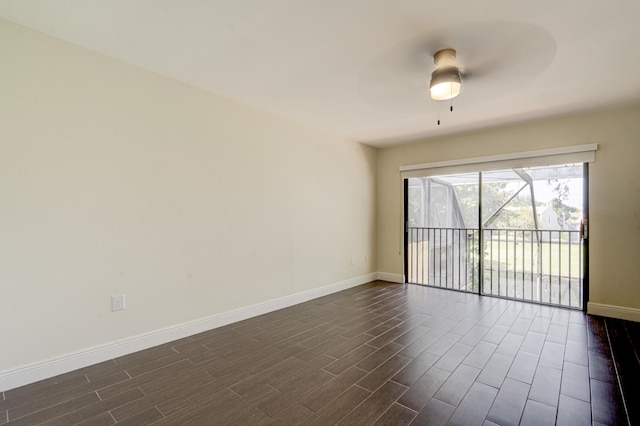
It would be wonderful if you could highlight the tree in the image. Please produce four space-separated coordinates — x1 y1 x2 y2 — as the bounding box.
547 179 579 222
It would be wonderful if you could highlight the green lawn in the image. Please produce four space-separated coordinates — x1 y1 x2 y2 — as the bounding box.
483 237 583 278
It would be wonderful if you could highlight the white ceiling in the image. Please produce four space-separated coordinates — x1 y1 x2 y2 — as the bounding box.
2 1 640 147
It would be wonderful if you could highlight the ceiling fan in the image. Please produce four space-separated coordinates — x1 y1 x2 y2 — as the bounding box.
358 21 557 114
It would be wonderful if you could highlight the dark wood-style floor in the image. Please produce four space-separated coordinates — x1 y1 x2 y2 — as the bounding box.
2 281 638 425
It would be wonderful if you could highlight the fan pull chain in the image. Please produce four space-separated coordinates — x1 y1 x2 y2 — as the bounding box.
437 110 441 125
450 85 453 111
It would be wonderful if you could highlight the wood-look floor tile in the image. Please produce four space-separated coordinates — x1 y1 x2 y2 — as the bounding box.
306 385 371 426
124 352 194 379
368 326 410 348
448 382 498 426
324 344 378 376
271 367 334 398
520 331 546 355
450 317 479 336
230 356 301 395
157 377 242 417
426 332 462 356
529 366 562 407
476 352 514 388
161 387 272 425
270 327 323 351
486 378 529 426
76 360 125 384
397 332 439 358
74 411 115 426
398 367 450 412
518 304 539 320
520 399 557 426
338 381 407 426
264 402 314 424
538 341 565 370
373 403 417 426
557 394 592 425
8 370 129 420
97 359 196 400
591 379 626 426
424 318 459 338
506 351 538 384
365 318 404 337
295 334 349 361
411 398 455 426
529 315 551 334
301 367 367 411
496 311 521 328
391 350 439 387
110 372 214 421
458 325 490 346
509 317 533 336
256 388 303 418
7 393 99 426
551 309 571 326
3 283 635 426
42 388 144 426
357 354 411 391
433 364 481 407
325 334 373 359
139 363 209 397
547 323 569 344
355 342 403 372
3 373 89 410
462 341 497 369
561 361 591 402
300 326 348 349
482 324 510 345
433 342 473 372
606 318 640 425
243 345 306 375
567 322 587 342
340 321 385 340
564 338 589 366
495 333 524 357
588 350 616 383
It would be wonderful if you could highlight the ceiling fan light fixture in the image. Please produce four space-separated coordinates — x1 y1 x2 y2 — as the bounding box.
429 67 461 100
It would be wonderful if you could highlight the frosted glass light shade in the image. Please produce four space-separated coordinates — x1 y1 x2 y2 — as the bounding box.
429 68 461 100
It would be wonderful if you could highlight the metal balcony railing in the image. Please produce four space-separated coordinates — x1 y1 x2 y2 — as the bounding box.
407 227 584 309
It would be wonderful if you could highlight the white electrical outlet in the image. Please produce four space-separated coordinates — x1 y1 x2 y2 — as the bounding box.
111 295 125 312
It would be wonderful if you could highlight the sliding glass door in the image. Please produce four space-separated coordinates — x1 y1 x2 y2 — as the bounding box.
405 163 587 309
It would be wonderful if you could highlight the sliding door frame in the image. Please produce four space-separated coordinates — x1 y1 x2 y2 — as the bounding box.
403 161 591 311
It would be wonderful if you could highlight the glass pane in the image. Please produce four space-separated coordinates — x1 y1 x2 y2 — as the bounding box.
407 173 479 229
481 164 584 308
407 174 479 293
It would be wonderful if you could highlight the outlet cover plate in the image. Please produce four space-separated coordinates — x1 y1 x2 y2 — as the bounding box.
111 295 125 312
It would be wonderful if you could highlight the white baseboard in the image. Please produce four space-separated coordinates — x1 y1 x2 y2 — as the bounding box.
587 302 640 323
0 272 378 392
377 272 404 283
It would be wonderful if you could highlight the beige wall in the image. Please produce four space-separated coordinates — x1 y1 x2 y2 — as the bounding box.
378 105 640 312
0 20 377 371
